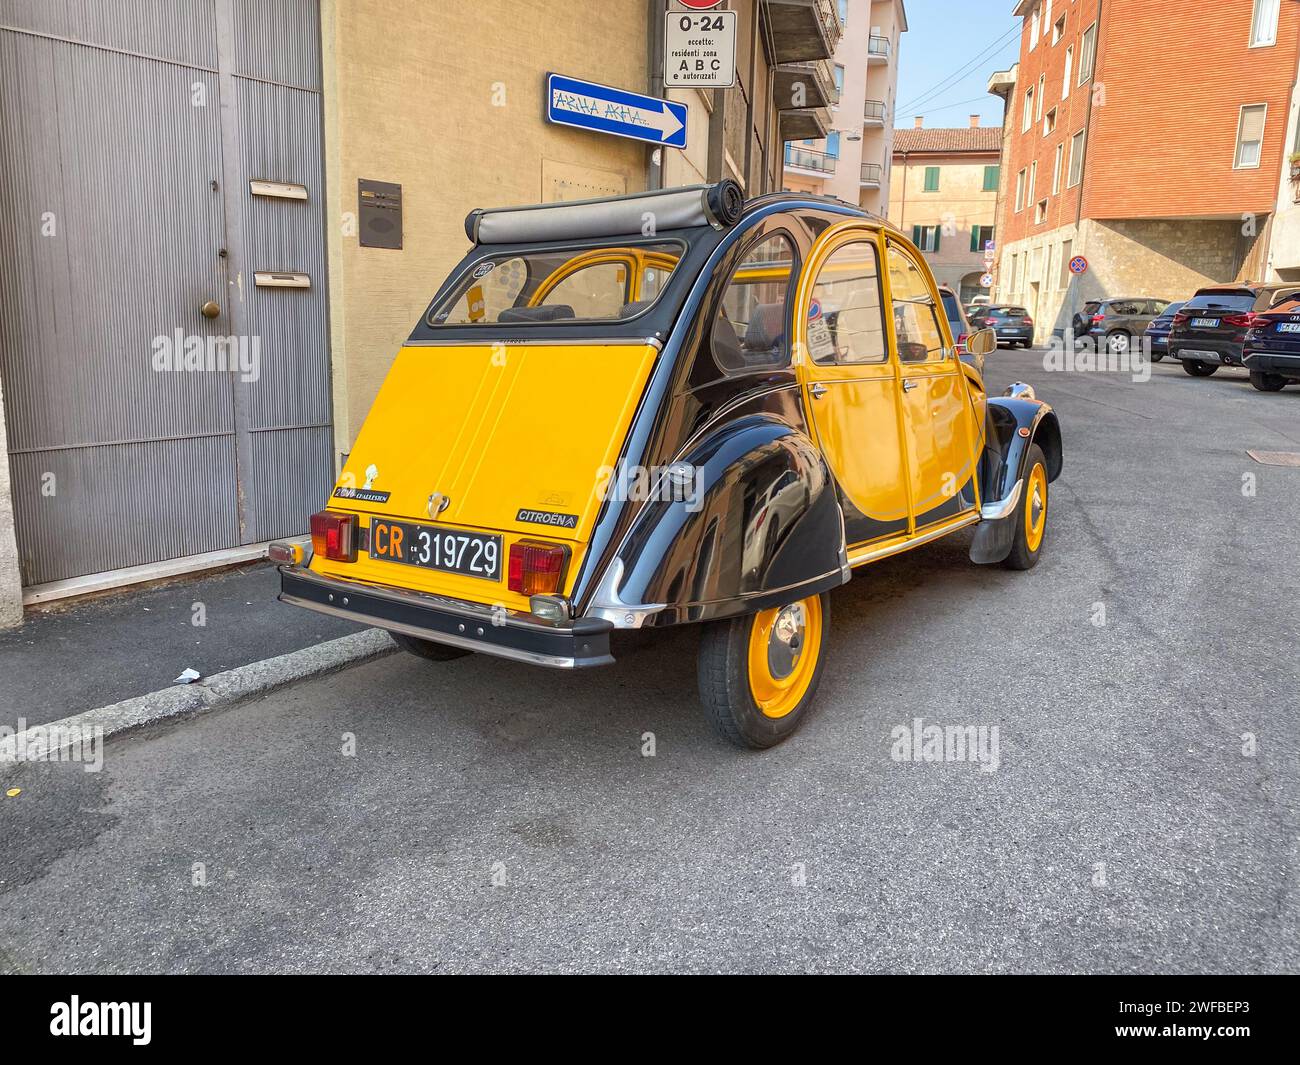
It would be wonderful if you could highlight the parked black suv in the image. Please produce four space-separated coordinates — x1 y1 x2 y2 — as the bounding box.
1168 283 1300 377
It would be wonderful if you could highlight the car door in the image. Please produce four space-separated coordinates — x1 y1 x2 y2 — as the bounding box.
884 240 981 531
795 228 910 546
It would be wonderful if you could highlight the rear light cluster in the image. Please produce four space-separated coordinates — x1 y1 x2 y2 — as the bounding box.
1091 314 1105 324
310 510 357 562
956 332 968 353
1172 312 1190 326
1024 316 1034 326
1223 312 1266 329
508 539 569 595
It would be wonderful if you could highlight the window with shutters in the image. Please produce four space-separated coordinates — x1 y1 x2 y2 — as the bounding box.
911 225 940 253
983 165 1000 191
923 166 940 192
1234 104 1267 168
970 225 994 252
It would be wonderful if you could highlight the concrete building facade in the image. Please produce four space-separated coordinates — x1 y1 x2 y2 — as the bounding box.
781 0 908 216
889 117 1003 300
990 0 1300 343
0 0 842 626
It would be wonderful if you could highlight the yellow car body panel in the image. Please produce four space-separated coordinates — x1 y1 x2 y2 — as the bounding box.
310 341 658 610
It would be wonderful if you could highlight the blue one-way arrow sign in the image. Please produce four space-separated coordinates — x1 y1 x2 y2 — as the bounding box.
546 73 687 148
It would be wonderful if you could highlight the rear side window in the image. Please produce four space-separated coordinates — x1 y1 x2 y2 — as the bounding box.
428 241 684 325
939 290 964 329
1183 292 1255 312
712 232 796 374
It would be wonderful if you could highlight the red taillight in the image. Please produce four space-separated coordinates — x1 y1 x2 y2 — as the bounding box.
1173 312 1189 326
956 332 968 352
507 539 570 596
1091 314 1104 323
309 510 357 562
1023 316 1034 326
1224 312 1264 329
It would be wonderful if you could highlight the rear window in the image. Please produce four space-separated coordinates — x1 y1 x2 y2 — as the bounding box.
428 240 684 326
939 290 964 327
1183 291 1255 312
990 307 1027 318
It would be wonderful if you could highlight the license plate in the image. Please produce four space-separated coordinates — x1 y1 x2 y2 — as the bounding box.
368 519 501 581
1277 323 1300 334
1181 349 1217 359
1191 317 1219 327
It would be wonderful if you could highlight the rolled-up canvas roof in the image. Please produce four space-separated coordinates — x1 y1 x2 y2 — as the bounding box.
465 180 744 245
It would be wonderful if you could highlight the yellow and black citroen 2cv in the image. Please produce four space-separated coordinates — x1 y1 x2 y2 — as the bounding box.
275 182 1062 748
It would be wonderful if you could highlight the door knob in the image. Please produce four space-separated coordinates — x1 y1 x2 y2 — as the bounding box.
200 300 220 319
902 379 918 392
809 382 829 399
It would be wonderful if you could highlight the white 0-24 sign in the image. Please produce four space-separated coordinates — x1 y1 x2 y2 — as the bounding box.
665 10 737 88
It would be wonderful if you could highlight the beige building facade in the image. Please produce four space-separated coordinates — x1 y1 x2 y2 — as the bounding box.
889 119 1003 300
781 0 907 216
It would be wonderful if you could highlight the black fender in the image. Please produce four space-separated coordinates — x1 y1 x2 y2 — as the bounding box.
970 393 1063 564
585 415 848 627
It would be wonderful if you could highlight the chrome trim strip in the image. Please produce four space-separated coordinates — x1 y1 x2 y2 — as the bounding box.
281 593 581 669
980 479 1023 521
404 336 664 349
847 512 981 567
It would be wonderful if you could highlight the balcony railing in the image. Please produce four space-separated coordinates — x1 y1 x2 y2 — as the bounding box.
864 99 887 124
868 35 890 59
860 162 883 185
786 144 838 174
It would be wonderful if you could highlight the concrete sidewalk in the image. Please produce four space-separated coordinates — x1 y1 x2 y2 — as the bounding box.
0 562 366 730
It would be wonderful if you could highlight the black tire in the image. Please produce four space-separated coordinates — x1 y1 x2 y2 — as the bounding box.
1002 444 1049 571
1249 370 1287 392
391 632 473 661
1150 348 1165 363
1182 360 1218 377
697 593 830 749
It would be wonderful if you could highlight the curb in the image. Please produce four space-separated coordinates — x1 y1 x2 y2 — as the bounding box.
0 628 396 761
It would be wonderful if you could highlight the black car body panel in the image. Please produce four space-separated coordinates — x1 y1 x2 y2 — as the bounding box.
970 397 1062 564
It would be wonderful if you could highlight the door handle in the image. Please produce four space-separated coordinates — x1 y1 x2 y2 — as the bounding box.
809 382 829 399
902 379 918 392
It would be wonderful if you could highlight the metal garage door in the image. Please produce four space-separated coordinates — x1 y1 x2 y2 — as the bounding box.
0 0 331 585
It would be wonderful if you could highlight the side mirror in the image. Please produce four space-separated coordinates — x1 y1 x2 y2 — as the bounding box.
966 327 996 356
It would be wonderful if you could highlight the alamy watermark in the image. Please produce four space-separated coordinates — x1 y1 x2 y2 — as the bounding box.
597 461 703 512
890 717 1000 772
0 718 104 773
1042 330 1150 383
151 329 260 382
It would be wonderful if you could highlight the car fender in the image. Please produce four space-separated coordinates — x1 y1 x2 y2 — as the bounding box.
970 392 1062 564
584 414 848 628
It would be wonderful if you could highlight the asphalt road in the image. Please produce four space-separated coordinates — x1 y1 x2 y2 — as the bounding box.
1 351 1297 974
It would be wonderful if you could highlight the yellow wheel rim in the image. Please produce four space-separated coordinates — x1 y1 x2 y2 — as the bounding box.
1024 462 1047 553
747 595 822 719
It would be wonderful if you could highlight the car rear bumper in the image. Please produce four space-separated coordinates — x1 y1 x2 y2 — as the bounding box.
1243 349 1300 378
279 565 615 669
1169 338 1246 366
993 328 1033 341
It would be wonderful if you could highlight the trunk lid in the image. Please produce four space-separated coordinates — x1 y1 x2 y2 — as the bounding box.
312 341 658 607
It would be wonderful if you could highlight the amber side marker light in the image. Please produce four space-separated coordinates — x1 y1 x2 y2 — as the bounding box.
508 540 569 596
309 510 357 562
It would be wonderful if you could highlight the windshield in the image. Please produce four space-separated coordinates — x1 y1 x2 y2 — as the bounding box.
1183 292 1255 312
428 241 684 326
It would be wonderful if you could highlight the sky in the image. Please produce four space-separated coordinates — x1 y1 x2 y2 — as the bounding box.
892 0 1021 130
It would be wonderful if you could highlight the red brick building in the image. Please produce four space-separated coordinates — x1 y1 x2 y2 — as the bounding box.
989 0 1300 342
